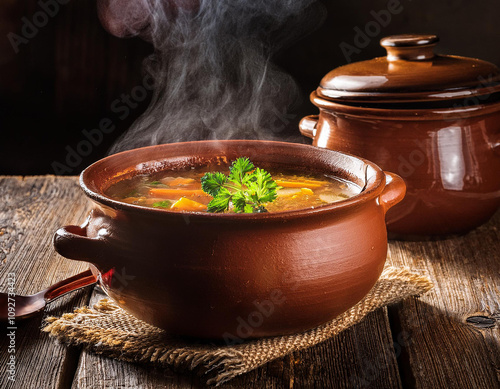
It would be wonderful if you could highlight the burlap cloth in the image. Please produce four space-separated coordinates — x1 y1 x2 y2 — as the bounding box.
43 266 432 385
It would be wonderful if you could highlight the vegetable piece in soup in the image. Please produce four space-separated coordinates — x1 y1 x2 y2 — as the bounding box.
105 161 359 213
265 173 355 212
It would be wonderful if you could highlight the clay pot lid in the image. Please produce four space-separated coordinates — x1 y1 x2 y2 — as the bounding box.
318 34 500 104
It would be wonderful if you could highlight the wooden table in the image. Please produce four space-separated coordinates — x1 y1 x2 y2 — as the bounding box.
1 176 499 388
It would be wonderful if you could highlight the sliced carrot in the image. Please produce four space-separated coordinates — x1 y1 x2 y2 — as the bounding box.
149 188 206 198
170 197 207 211
302 179 326 185
275 180 323 189
300 188 314 195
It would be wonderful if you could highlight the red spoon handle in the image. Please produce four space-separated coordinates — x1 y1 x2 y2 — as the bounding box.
43 269 97 302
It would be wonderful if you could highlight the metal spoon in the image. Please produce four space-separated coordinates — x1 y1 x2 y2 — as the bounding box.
0 269 97 322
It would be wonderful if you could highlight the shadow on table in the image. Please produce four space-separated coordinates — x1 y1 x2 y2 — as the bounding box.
387 297 499 389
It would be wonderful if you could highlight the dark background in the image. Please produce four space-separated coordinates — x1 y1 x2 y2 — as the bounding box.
1 0 499 175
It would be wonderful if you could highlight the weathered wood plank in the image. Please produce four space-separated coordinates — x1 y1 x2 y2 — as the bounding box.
0 176 95 389
386 211 500 388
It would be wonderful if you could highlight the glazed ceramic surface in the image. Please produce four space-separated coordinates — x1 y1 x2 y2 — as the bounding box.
301 34 500 238
54 140 405 339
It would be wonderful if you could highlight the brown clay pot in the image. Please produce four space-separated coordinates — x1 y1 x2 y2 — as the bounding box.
300 34 500 238
53 140 405 339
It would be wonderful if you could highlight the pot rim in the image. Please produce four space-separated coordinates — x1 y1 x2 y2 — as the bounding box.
316 83 500 104
79 140 388 221
311 91 500 121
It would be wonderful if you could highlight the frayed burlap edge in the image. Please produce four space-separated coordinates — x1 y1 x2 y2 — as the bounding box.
43 266 432 385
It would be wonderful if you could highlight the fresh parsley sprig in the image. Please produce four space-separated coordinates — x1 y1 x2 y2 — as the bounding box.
201 157 278 213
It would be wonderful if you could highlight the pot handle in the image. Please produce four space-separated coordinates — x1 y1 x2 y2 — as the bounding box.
379 172 406 214
53 224 109 265
299 115 318 139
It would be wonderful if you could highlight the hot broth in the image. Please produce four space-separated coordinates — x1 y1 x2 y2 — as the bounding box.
105 164 360 213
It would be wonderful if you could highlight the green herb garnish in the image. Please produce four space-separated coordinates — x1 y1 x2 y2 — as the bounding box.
152 200 171 209
201 157 278 213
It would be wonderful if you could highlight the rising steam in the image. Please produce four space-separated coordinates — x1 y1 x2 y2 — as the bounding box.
102 0 325 153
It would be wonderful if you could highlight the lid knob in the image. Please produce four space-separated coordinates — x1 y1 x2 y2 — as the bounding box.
380 34 439 61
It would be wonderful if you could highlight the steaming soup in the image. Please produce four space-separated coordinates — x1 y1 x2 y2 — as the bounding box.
105 164 360 213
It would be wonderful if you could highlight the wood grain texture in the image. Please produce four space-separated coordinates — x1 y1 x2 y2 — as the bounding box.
0 177 95 389
386 211 500 389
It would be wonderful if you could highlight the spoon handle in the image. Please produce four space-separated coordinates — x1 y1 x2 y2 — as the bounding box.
43 269 97 302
